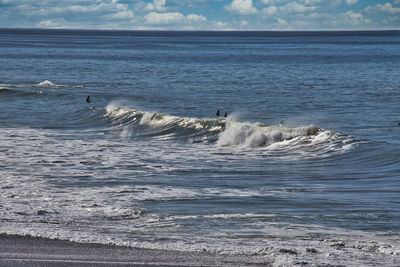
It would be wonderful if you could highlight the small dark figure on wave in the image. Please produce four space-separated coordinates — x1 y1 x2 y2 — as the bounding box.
216 109 220 116
224 112 228 118
86 96 91 103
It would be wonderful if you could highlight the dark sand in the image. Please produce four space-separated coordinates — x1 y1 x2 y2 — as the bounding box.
0 234 270 266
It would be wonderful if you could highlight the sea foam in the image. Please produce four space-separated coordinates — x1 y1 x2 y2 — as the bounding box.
37 80 57 87
217 117 321 148
35 80 84 88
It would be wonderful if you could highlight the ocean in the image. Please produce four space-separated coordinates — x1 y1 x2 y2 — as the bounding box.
0 29 399 266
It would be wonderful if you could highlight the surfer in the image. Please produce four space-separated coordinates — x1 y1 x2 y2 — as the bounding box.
216 109 220 116
224 112 228 118
86 96 91 103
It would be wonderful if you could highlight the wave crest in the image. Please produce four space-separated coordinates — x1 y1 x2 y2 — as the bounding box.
104 103 353 154
217 119 322 148
0 87 14 93
105 104 224 140
35 80 84 88
37 80 57 87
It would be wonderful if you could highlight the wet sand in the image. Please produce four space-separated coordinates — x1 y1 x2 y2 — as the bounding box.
0 234 270 266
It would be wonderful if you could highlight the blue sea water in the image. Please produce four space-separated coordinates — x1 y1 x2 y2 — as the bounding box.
1 29 400 265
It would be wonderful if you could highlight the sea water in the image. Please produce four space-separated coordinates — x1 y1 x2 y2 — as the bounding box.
0 29 400 266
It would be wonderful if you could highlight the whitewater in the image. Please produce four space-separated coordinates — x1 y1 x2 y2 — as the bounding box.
1 29 400 266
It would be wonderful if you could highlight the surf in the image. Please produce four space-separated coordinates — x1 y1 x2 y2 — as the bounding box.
104 103 352 155
105 103 225 141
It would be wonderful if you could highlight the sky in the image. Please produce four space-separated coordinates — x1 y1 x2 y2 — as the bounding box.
0 0 399 31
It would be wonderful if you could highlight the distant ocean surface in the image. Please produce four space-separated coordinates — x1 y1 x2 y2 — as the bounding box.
1 29 400 266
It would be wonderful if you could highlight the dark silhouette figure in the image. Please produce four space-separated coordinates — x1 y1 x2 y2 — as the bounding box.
216 109 220 116
86 96 91 103
224 112 228 118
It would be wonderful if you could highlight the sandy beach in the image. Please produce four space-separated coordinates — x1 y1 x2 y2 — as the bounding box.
0 234 269 266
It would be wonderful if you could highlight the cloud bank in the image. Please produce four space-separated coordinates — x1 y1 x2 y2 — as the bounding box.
0 0 398 30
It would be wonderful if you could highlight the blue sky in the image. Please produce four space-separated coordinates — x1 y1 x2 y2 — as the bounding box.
0 0 399 30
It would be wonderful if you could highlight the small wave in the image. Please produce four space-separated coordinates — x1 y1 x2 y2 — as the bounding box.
0 87 14 93
0 87 50 97
20 90 48 96
35 80 84 88
37 80 57 87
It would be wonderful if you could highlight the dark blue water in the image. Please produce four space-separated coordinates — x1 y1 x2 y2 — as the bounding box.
1 29 400 265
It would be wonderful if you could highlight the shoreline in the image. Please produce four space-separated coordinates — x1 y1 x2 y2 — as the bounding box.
0 234 269 266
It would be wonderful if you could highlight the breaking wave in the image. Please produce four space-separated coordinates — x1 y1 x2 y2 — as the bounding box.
35 80 84 88
1 80 84 90
105 103 353 154
36 80 58 87
217 119 320 148
105 103 225 141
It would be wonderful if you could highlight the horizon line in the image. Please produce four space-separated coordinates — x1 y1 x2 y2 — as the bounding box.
1 27 399 33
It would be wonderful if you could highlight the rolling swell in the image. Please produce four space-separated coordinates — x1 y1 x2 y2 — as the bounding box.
0 87 15 94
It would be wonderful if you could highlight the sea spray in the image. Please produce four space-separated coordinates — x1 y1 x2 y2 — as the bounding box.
217 116 322 148
102 103 350 154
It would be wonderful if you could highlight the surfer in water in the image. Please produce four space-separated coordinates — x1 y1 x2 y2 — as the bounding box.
216 109 220 116
224 112 228 118
86 96 91 103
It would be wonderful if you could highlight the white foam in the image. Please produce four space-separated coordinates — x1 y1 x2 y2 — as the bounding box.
37 80 57 87
0 126 396 266
217 117 320 148
34 80 84 88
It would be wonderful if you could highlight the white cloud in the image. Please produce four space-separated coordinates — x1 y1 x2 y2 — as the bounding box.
145 12 207 25
210 21 231 30
145 12 184 24
186 14 207 23
0 0 398 31
377 3 400 14
35 1 130 16
65 4 105 13
146 0 167 12
365 2 400 15
292 20 309 27
261 0 284 4
345 10 362 22
345 0 358 5
276 17 288 26
281 2 317 13
302 0 323 4
104 10 134 20
262 6 278 15
225 0 258 15
342 10 369 25
37 19 62 28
